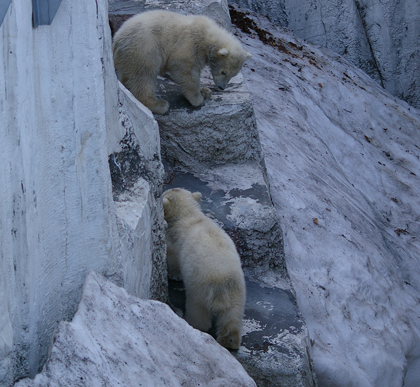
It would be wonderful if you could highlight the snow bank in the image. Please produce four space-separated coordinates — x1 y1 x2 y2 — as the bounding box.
232 8 420 387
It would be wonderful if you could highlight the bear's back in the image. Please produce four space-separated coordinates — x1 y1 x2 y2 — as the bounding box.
116 11 212 44
180 213 242 271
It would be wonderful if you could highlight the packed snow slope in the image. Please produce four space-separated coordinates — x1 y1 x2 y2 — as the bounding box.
230 7 420 387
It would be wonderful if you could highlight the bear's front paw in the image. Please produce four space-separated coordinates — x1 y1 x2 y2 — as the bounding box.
200 87 212 100
184 91 204 107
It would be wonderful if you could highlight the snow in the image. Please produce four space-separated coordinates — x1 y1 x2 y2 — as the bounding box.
232 8 420 387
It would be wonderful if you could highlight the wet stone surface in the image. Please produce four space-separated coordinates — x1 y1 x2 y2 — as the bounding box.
163 163 286 272
168 277 312 387
168 278 303 350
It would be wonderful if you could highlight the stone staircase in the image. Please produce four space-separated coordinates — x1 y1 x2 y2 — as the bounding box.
109 1 317 385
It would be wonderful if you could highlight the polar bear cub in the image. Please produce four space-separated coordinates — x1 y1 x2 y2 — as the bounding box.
163 188 246 349
113 10 252 114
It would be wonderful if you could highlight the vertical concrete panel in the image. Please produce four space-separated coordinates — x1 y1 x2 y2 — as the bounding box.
0 0 35 382
0 0 124 382
25 0 120 376
1 0 165 383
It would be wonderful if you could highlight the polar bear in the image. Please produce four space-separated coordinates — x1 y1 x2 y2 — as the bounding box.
163 188 246 349
112 10 252 114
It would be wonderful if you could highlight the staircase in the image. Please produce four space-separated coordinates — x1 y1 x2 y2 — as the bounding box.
109 1 317 385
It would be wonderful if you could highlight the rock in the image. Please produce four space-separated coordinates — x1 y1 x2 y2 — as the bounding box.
15 272 257 387
230 0 420 109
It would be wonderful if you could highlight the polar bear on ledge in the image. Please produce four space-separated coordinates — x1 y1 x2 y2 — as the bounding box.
112 10 252 114
163 188 246 349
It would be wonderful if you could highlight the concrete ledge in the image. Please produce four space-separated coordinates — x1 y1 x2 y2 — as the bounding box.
114 178 153 299
116 83 161 161
109 82 167 302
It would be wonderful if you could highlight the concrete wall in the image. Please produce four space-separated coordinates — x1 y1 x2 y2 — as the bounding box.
230 0 420 109
0 0 164 384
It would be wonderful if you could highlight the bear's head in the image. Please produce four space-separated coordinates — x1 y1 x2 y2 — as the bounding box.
209 47 252 90
162 188 202 222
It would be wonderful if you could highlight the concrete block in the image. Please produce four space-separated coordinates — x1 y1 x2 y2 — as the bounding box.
156 70 262 170
163 164 286 274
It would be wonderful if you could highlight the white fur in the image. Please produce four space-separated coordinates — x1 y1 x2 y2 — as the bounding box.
163 188 246 349
113 10 252 114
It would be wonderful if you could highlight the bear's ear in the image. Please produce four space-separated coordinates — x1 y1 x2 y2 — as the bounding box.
192 192 202 202
218 48 229 57
243 50 252 61
163 196 171 209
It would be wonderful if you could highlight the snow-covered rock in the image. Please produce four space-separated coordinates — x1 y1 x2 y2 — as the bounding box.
231 7 420 387
15 271 256 387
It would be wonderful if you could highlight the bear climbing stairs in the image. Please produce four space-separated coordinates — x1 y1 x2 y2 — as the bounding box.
109 1 317 386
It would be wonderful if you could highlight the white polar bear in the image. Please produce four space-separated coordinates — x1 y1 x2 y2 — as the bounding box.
112 10 252 114
163 188 246 349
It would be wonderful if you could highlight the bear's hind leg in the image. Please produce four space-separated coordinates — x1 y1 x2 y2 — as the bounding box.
185 297 212 332
126 73 169 115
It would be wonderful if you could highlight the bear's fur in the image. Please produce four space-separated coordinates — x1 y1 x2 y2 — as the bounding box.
163 188 246 349
112 10 252 114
